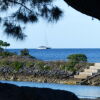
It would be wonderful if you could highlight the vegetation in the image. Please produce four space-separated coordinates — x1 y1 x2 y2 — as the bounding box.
0 40 16 57
20 49 36 59
0 50 90 81
67 54 87 63
0 0 63 40
35 61 51 71
25 61 35 68
0 0 99 40
0 51 16 57
0 51 89 72
0 40 3 48
0 40 10 50
0 59 10 67
2 42 10 49
20 49 30 56
0 47 4 52
11 61 24 71
62 62 77 71
61 54 88 71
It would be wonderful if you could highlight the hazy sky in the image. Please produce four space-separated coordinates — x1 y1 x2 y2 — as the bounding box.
0 0 100 49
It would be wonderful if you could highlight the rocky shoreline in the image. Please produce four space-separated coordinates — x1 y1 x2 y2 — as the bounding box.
0 55 100 86
0 73 78 84
0 72 100 86
0 64 100 86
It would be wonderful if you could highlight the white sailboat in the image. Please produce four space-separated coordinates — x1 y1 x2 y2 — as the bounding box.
38 46 51 49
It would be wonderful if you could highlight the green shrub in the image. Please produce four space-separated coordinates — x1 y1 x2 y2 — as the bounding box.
65 54 88 72
34 61 51 70
67 54 87 63
0 60 10 67
25 61 35 67
60 62 76 72
42 65 51 70
0 51 16 57
0 47 4 52
11 61 23 71
35 61 45 67
20 49 29 56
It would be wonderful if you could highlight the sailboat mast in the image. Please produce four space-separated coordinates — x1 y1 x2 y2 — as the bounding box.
44 32 48 47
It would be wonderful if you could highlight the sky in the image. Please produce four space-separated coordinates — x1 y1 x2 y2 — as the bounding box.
0 0 100 49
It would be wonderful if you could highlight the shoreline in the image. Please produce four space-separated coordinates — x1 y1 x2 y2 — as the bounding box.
0 74 77 84
0 73 100 86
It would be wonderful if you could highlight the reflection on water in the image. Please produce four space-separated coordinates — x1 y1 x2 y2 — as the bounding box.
0 80 100 99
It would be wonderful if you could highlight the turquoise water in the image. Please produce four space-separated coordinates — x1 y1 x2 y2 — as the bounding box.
0 80 100 99
7 48 100 62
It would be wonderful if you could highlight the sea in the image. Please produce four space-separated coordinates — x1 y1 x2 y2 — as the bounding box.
7 48 100 62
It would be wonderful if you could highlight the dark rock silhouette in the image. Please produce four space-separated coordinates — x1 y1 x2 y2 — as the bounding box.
0 82 79 100
64 0 100 20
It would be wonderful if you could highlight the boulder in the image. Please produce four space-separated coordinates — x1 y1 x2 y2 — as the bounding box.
0 82 79 100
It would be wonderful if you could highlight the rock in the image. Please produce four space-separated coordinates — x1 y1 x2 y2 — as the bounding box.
0 82 79 100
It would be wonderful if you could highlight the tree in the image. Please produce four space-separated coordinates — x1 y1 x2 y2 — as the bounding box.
0 0 99 40
0 40 4 52
0 40 3 48
2 42 10 49
0 0 63 40
0 40 10 50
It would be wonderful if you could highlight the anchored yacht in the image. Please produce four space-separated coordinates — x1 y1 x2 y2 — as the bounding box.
37 46 51 49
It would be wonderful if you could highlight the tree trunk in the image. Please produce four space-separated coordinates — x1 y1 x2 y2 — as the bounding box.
64 0 100 20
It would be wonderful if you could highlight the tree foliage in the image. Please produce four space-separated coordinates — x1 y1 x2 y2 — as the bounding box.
0 40 10 49
20 48 29 56
0 0 63 40
0 40 3 47
2 42 10 48
65 54 87 70
1 0 99 40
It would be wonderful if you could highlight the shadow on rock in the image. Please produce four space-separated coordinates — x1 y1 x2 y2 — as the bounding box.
0 82 80 100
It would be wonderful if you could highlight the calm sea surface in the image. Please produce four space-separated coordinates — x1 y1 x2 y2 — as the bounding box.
0 80 100 99
7 48 100 62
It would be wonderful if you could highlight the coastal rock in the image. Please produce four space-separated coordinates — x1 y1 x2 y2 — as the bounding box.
0 67 13 73
0 82 79 100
